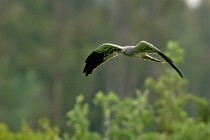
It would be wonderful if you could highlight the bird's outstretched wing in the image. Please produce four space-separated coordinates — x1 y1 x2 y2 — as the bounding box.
135 41 183 78
156 51 183 78
83 43 123 76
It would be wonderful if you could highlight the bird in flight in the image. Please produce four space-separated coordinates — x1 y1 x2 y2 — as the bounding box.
83 41 183 78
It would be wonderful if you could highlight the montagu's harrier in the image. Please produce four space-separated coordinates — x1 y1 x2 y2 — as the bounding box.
83 41 183 78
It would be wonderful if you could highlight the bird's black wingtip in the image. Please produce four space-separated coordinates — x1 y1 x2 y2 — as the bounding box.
85 72 89 77
179 72 183 79
83 66 90 77
157 51 183 79
83 51 105 77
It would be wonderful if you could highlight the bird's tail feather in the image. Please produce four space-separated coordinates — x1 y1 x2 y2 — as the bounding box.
157 51 183 78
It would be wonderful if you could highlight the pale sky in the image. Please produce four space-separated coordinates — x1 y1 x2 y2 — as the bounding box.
185 0 202 9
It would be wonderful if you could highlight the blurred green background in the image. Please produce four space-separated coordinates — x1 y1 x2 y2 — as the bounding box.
0 0 210 139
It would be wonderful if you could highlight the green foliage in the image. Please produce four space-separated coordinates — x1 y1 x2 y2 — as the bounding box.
66 95 101 140
66 89 210 140
0 120 60 140
94 90 155 140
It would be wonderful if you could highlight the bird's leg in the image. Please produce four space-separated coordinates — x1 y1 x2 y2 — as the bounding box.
140 53 164 63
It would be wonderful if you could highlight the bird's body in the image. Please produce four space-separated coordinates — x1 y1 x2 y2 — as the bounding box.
83 41 183 78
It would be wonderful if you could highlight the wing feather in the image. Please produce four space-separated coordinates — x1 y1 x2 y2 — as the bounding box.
136 41 183 78
157 51 183 78
83 43 123 76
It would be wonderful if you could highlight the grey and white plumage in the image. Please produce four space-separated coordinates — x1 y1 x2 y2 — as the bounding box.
83 41 183 78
